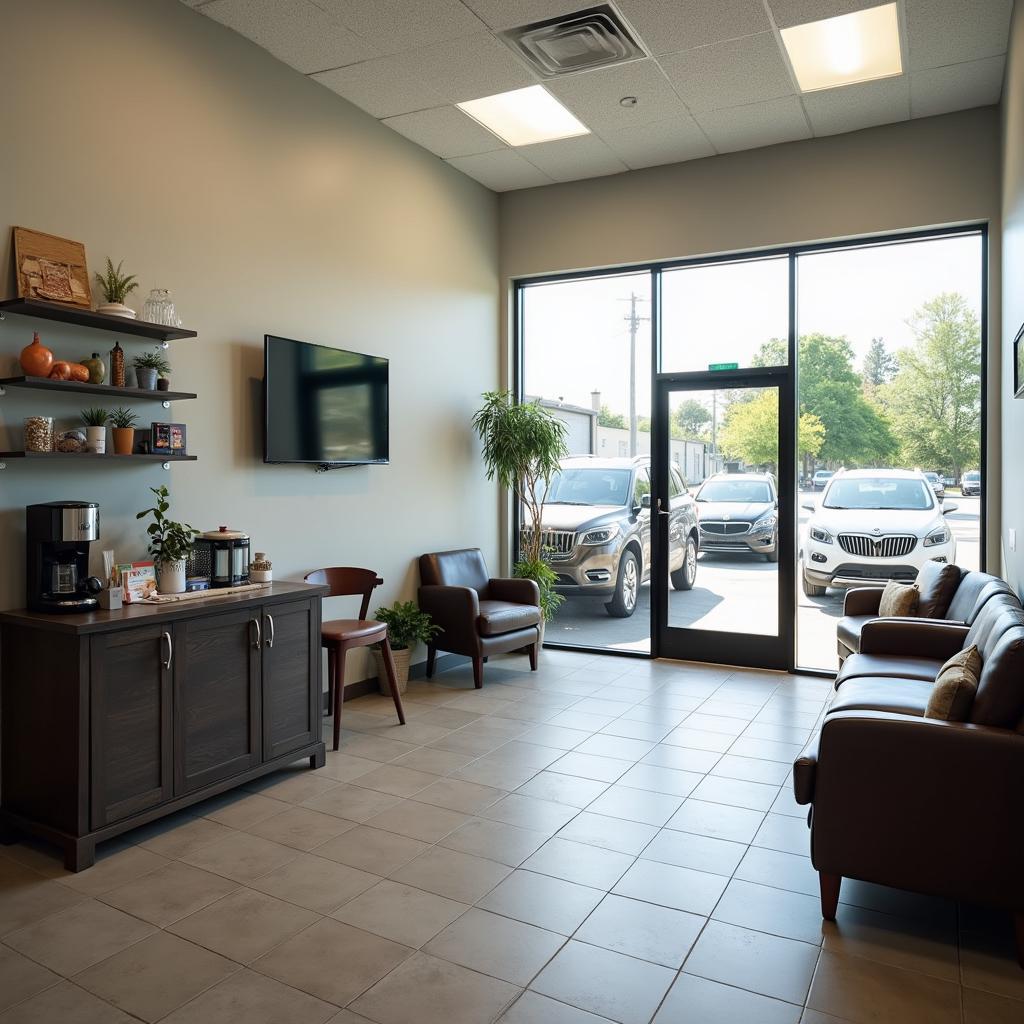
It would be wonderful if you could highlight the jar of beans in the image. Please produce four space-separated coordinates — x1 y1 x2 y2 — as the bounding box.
24 416 54 453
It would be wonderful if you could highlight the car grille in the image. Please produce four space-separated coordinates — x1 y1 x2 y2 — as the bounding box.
837 533 917 558
523 528 577 559
700 522 751 537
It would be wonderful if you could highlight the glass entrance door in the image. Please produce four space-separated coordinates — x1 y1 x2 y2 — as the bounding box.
652 369 795 669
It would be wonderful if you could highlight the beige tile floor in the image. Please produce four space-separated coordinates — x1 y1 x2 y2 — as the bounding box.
1 650 1022 1023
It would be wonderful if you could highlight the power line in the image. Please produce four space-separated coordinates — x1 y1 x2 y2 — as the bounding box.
621 293 650 457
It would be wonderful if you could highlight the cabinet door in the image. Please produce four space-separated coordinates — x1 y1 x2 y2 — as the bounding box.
90 626 172 829
262 598 320 761
174 608 261 795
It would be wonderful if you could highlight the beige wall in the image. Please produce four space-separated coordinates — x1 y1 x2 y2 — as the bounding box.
0 0 499 680
1001 1 1024 594
499 109 1003 566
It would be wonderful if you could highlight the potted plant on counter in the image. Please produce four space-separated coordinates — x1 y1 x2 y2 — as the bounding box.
137 485 199 595
109 407 137 455
94 257 139 319
372 601 441 696
81 407 108 454
132 351 171 391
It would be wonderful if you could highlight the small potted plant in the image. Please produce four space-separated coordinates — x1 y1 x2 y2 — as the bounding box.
133 351 171 391
95 258 139 319
80 407 108 454
109 407 137 455
372 601 441 696
137 485 199 595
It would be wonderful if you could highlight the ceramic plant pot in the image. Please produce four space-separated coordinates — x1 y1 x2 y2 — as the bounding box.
97 302 137 319
135 367 158 390
374 645 411 696
157 559 186 595
111 427 134 455
85 426 106 454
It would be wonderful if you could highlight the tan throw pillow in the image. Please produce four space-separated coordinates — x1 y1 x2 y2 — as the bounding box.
878 580 919 618
925 644 981 721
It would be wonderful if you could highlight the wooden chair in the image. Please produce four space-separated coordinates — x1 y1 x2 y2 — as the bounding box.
304 567 406 751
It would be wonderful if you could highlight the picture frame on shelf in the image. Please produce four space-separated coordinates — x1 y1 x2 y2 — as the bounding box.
12 226 92 308
151 421 187 455
1015 323 1024 399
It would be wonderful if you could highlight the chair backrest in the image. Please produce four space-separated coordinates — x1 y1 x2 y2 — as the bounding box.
419 548 489 595
304 567 382 620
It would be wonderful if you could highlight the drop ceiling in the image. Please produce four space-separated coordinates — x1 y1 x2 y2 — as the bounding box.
182 0 1012 192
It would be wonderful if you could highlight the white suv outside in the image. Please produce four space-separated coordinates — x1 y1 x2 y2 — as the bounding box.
801 468 957 596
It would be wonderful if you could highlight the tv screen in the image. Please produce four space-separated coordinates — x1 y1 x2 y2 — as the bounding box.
263 335 389 465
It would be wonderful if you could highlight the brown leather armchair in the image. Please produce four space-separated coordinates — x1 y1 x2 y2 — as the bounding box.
418 548 542 688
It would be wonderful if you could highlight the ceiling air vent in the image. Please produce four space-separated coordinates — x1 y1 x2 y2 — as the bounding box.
500 4 647 79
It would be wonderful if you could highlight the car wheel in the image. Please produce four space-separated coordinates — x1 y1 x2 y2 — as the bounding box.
802 565 827 597
765 531 779 562
670 536 697 591
606 549 640 618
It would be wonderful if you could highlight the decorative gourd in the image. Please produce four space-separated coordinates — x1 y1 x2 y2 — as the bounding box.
82 353 106 384
49 361 72 381
68 363 90 383
20 332 54 377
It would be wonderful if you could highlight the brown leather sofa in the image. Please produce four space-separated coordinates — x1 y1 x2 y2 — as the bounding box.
837 563 1012 663
795 590 1024 965
418 548 541 688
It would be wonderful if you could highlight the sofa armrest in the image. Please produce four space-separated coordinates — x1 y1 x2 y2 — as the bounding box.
858 618 969 659
418 585 479 641
793 731 820 805
488 577 540 606
844 587 884 616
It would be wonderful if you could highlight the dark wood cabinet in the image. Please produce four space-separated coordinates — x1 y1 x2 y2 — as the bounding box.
0 582 326 870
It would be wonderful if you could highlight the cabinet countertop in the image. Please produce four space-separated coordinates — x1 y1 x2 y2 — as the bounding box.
0 580 329 635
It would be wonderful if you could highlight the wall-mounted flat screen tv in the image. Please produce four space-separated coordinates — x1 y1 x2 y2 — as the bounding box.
263 335 389 466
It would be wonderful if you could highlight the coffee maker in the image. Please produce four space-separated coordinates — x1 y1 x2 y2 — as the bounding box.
27 502 103 613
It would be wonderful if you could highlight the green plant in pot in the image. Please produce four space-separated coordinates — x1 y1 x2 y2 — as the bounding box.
372 601 441 696
80 407 109 454
132 351 171 391
95 258 139 319
136 485 199 595
108 406 137 455
472 390 568 642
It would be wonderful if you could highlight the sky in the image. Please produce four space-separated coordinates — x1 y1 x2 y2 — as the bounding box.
522 233 983 420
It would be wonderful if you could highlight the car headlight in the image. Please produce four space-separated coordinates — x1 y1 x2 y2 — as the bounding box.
752 512 777 531
924 527 950 547
809 525 833 544
581 525 620 545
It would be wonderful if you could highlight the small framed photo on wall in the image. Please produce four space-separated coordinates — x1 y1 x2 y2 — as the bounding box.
1015 324 1024 399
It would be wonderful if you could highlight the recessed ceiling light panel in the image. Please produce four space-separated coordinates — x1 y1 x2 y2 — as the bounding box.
781 2 903 93
457 85 590 147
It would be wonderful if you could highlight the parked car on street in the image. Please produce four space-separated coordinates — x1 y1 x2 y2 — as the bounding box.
961 470 982 496
694 473 778 562
811 469 835 491
923 471 946 502
801 468 957 596
534 455 699 618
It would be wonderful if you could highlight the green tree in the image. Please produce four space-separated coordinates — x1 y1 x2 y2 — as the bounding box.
673 398 711 441
719 390 825 468
862 337 898 391
597 405 626 429
882 293 981 479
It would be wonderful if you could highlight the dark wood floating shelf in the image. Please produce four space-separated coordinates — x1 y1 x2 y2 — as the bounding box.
0 451 197 462
0 375 197 402
0 298 198 341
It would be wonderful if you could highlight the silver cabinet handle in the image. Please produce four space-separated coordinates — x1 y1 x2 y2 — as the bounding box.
265 614 275 649
252 617 262 650
162 631 173 671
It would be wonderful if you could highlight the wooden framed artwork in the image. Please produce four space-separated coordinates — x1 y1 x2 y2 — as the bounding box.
1015 323 1024 399
12 226 92 308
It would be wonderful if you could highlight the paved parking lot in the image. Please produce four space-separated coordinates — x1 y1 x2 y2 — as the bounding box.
545 495 981 671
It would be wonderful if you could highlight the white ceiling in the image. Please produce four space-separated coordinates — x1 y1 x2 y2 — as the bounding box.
182 0 1012 191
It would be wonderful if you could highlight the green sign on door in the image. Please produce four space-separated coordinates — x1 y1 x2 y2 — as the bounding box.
708 362 739 371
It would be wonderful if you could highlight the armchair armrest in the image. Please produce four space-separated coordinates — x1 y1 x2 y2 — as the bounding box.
844 587 884 616
418 585 479 641
793 731 820 805
858 618 969 660
488 577 540 606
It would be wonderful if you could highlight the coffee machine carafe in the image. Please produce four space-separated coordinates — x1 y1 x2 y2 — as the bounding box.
27 502 103 613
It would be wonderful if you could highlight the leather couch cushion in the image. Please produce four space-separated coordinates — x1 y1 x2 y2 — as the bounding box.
971 624 1024 729
420 549 490 595
946 573 1012 625
478 600 541 636
828 677 933 717
965 594 1024 657
837 653 943 685
914 560 962 618
837 615 874 655
925 645 981 721
879 581 919 618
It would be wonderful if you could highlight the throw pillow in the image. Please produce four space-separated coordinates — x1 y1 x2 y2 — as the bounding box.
925 644 982 721
914 560 962 618
878 580 919 618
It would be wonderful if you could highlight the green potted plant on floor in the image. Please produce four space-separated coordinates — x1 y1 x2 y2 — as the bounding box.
472 390 568 640
136 485 200 594
132 351 171 391
372 601 442 696
94 257 140 319
108 407 137 455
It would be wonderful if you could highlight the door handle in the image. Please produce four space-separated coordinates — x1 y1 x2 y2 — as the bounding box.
162 631 173 671
265 614 275 649
252 617 262 650
655 498 670 517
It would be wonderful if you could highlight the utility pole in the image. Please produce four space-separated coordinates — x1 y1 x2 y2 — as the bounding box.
622 293 649 457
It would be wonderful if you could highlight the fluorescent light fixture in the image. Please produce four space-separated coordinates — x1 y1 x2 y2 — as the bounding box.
457 85 589 147
781 2 902 93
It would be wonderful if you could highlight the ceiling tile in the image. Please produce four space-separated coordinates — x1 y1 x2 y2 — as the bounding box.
521 133 629 182
311 57 447 118
382 106 507 158
765 0 883 30
910 55 1006 118
203 0 378 74
616 0 770 56
546 60 691 134
658 32 795 112
599 115 715 170
459 1 595 32
694 96 811 153
905 0 1012 71
314 0 485 56
399 32 537 102
802 75 910 136
447 150 555 191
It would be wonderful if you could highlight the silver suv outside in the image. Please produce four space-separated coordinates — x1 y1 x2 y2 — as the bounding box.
530 456 699 618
